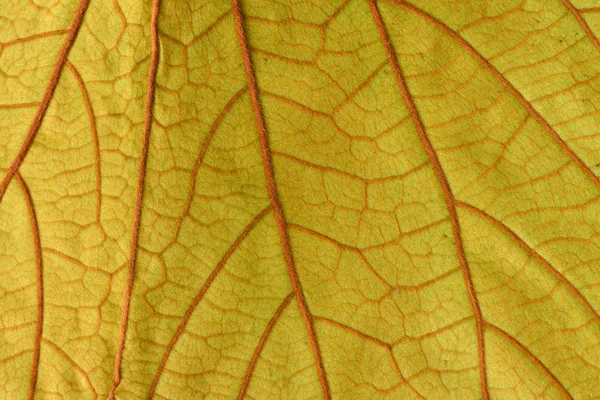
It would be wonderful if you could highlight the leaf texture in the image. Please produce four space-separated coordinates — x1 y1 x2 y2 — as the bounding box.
1 0 600 399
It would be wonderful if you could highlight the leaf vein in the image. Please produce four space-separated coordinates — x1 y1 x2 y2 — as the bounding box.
147 206 272 398
560 0 600 52
387 0 600 193
16 173 44 400
109 0 161 396
231 1 332 398
65 61 102 222
368 1 489 397
457 201 600 325
485 322 572 399
0 0 90 204
237 293 294 400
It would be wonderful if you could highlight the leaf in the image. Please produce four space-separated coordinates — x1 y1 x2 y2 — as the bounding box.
1 0 600 398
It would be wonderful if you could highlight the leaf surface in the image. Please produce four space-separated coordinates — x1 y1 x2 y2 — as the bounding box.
1 0 600 399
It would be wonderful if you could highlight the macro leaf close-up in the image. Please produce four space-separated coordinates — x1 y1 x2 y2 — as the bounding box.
2 0 600 398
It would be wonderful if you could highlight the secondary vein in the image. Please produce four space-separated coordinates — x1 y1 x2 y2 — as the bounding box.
0 0 90 204
368 1 489 398
231 1 332 398
108 0 161 397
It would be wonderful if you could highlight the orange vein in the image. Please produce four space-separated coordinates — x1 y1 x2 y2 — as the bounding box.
16 173 44 400
580 7 600 14
65 61 101 221
289 223 393 289
315 316 389 348
108 0 160 397
0 29 69 47
367 1 489 398
388 0 600 193
174 88 247 239
0 0 90 204
148 207 271 398
485 323 572 399
0 102 39 109
560 0 600 52
315 316 425 399
457 201 600 324
231 1 331 398
386 352 425 400
42 339 98 399
237 293 294 400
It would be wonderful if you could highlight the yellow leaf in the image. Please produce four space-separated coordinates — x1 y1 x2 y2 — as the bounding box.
1 0 600 399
